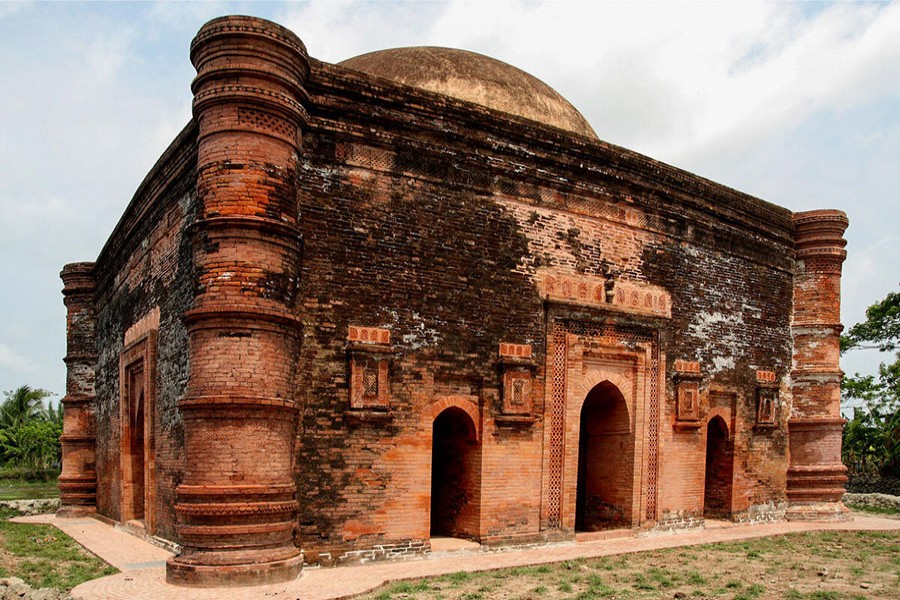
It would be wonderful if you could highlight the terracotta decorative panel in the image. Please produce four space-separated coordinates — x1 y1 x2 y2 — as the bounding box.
499 342 532 358
756 370 776 383
502 370 533 415
546 319 659 528
677 381 701 422
348 326 391 345
350 355 390 410
538 271 671 318
756 386 777 426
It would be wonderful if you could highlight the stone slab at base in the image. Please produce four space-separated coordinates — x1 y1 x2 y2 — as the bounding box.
165 554 303 587
56 506 96 519
784 501 852 522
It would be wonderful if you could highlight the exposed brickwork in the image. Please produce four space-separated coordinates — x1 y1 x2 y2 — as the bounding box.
165 16 310 586
787 210 850 519
58 263 99 516
61 14 852 587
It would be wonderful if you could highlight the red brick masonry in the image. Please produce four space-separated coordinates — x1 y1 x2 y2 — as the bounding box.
59 14 852 587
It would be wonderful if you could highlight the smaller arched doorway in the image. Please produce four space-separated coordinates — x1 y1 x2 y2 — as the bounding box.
431 407 480 539
703 416 734 518
576 381 633 531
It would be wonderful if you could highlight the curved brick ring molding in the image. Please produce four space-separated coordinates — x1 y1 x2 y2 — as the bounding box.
166 15 310 586
786 210 850 520
57 262 98 517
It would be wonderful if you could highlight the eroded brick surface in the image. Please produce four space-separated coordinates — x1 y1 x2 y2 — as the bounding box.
59 14 850 586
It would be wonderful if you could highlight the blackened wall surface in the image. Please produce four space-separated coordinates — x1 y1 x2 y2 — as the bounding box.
83 44 801 563
92 123 198 540
290 59 796 556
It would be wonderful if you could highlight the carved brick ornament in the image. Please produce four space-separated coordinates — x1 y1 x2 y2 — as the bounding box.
348 326 392 411
502 370 533 415
498 342 535 418
673 361 702 428
350 355 390 410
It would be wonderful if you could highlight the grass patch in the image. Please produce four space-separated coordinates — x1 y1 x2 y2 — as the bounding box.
0 520 116 590
0 480 60 501
849 503 900 516
359 530 900 600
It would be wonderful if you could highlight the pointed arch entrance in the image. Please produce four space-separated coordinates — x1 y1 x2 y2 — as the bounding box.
575 381 634 531
703 415 734 518
119 331 156 532
431 406 481 539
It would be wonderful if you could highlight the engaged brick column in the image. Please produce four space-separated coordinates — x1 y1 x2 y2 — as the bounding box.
57 262 98 517
786 210 850 520
166 16 309 586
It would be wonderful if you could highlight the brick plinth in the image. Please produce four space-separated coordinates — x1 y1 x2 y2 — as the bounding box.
58 262 98 517
787 210 849 519
166 16 309 586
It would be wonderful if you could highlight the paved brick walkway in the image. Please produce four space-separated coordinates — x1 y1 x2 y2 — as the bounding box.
12 513 900 600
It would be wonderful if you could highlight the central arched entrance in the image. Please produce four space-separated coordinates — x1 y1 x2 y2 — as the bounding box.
431 407 480 539
576 381 633 531
704 415 734 518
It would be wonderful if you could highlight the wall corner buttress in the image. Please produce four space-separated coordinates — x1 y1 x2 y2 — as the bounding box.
57 262 98 517
168 15 310 586
786 209 851 521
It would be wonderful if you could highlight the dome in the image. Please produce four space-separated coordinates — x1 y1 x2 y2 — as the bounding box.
339 47 597 140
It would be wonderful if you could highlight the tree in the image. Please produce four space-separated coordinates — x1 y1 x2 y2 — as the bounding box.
841 287 900 477
0 385 62 474
0 385 54 430
0 420 62 471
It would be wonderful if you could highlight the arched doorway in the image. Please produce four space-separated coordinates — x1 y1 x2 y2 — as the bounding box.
576 381 633 531
431 407 480 539
704 416 734 518
122 360 146 522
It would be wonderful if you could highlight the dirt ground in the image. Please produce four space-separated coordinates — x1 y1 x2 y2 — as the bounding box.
356 530 900 600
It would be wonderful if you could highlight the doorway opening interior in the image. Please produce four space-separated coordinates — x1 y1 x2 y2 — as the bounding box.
576 381 634 531
431 407 480 541
703 415 734 519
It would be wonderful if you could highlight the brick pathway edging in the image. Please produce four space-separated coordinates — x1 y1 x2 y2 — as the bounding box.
10 513 900 600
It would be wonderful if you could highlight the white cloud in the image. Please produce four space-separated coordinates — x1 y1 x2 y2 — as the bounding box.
0 342 36 374
278 1 900 166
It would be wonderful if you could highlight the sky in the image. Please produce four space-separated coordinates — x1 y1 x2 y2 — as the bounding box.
0 0 897 401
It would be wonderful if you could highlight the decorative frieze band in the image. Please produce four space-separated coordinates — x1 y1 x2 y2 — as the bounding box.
538 271 671 318
348 326 391 345
499 342 532 358
756 370 776 383
674 360 701 374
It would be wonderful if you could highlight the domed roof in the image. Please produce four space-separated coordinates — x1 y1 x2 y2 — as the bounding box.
339 47 597 140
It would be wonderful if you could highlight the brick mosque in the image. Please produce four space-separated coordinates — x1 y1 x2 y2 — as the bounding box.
57 15 851 586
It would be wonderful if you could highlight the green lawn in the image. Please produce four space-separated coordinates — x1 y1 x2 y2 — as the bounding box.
0 515 117 590
358 530 900 600
0 480 116 591
0 480 60 501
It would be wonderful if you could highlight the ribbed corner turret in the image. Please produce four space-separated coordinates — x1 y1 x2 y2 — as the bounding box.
57 262 98 517
166 15 309 587
787 209 851 521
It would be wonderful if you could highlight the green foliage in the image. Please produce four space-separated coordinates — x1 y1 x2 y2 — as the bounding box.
0 386 54 430
841 287 900 477
0 420 63 471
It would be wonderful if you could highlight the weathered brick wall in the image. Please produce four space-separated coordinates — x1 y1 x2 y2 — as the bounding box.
82 25 802 569
290 58 796 558
648 240 793 521
92 123 197 541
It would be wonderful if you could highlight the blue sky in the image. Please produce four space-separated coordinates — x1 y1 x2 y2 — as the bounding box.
0 1 897 399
